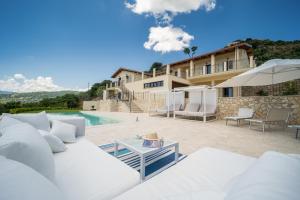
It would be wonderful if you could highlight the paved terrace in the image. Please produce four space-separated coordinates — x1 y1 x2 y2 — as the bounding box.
84 111 300 157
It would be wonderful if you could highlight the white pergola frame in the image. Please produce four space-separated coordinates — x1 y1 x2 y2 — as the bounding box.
172 85 217 122
147 90 173 118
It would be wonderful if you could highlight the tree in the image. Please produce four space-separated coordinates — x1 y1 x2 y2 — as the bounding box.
148 62 163 73
183 46 198 58
88 80 111 99
63 94 80 108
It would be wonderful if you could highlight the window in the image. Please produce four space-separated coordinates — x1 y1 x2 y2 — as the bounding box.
227 60 234 70
144 81 164 88
175 71 178 77
223 87 233 97
206 64 211 74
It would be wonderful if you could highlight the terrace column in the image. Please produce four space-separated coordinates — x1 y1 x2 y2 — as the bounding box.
103 90 107 100
211 80 215 87
106 84 108 89
235 47 240 69
211 54 216 73
132 74 135 82
186 69 189 78
223 61 227 72
142 72 144 80
249 55 254 68
189 60 194 77
166 64 170 75
202 65 206 75
153 68 156 77
110 82 112 88
177 68 181 78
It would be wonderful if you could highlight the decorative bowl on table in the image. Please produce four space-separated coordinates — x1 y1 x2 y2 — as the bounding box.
142 133 164 148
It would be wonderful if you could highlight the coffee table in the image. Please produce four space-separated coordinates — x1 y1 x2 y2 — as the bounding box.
114 138 179 182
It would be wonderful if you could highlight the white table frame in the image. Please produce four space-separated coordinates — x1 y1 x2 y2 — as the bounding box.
114 139 179 182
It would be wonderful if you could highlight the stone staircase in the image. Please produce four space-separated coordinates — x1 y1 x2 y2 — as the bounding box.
130 101 144 113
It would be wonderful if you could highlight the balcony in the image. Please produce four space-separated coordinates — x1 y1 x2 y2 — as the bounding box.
191 58 251 81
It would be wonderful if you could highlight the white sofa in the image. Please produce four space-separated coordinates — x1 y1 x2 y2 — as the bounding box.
0 113 140 200
114 148 300 200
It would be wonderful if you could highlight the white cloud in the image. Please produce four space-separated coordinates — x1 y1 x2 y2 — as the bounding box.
144 26 194 53
0 74 86 93
125 0 216 23
13 74 26 80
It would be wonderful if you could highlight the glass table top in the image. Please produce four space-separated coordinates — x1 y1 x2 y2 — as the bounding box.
115 138 177 154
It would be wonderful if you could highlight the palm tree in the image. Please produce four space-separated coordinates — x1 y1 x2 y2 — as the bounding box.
183 48 191 58
183 46 198 58
191 46 198 57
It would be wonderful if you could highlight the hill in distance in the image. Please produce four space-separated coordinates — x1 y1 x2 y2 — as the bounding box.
0 90 81 103
235 38 300 65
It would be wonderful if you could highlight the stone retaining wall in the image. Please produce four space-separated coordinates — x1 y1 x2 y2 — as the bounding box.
218 95 300 124
82 101 99 111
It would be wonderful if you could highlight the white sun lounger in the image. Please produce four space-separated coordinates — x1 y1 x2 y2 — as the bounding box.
225 108 254 126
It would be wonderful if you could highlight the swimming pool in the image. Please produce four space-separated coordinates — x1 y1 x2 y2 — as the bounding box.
49 112 119 126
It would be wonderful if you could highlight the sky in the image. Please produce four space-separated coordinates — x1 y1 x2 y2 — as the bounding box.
0 0 299 92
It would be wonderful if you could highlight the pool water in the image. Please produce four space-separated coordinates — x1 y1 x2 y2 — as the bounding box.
49 112 119 126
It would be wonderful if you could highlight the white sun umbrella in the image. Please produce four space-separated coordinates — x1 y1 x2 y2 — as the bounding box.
216 59 300 88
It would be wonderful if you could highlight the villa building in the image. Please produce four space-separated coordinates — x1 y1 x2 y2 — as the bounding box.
104 42 255 100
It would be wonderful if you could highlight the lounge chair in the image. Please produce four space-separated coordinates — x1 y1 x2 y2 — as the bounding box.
246 108 290 132
150 104 182 116
175 103 216 122
174 103 200 116
225 107 254 126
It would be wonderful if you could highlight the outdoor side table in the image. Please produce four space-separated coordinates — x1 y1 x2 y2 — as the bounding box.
114 138 179 182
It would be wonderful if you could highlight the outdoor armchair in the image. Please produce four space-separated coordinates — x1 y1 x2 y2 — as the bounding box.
246 108 290 132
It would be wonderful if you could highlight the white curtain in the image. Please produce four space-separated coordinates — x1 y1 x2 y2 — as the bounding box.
173 91 185 106
203 89 217 113
189 91 202 104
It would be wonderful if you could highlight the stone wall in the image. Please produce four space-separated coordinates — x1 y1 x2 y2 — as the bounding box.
218 95 300 124
82 101 100 111
242 79 300 96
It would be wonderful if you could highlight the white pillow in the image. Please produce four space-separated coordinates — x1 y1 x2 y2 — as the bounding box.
2 111 50 131
0 155 66 200
51 120 76 143
38 130 67 153
0 123 55 182
0 116 23 135
225 151 300 200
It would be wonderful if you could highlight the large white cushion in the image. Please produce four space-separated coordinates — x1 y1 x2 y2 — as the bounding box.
225 151 300 200
38 130 67 153
0 116 23 135
2 111 50 131
51 120 76 143
0 155 66 200
114 147 256 200
54 137 140 200
0 123 55 182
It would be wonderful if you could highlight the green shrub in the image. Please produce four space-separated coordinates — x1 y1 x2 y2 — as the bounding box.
256 90 268 96
282 81 298 96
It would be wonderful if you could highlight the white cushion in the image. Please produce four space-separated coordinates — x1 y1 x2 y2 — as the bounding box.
38 130 67 153
0 155 66 200
0 116 23 134
2 111 50 131
0 123 55 182
114 147 256 200
54 137 140 200
51 120 76 143
225 151 300 200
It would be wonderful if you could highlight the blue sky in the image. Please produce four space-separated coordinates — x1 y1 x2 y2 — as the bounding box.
0 0 299 92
